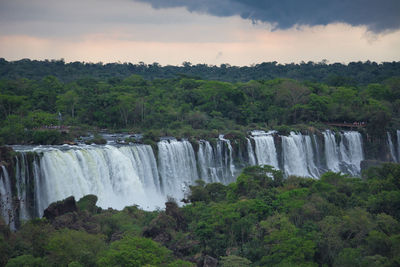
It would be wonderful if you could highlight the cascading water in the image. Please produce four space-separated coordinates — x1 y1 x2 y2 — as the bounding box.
246 138 256 166
18 145 165 217
323 130 364 175
397 130 400 161
281 132 319 178
197 140 220 183
304 135 320 177
387 132 398 162
157 139 198 200
119 145 161 193
323 130 341 172
2 129 370 229
197 138 239 184
0 166 15 230
218 135 236 180
339 132 364 175
252 131 279 169
15 153 32 221
311 134 322 170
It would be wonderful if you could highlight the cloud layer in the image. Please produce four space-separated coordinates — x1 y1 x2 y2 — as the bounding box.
0 0 399 65
137 0 400 32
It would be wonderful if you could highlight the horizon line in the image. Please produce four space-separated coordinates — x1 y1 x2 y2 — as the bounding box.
2 57 400 67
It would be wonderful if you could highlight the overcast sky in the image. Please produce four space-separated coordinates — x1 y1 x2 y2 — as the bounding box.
0 0 399 66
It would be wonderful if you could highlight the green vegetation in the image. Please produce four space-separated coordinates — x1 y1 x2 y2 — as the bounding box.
1 59 399 84
0 63 399 144
84 135 107 145
1 163 400 266
97 236 177 267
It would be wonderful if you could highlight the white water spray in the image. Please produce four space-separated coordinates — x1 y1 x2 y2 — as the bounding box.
158 139 198 200
246 138 256 166
387 132 398 162
252 131 279 169
281 132 319 178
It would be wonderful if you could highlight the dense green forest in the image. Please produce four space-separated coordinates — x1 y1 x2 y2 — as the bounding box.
1 59 400 84
1 164 400 266
1 60 400 145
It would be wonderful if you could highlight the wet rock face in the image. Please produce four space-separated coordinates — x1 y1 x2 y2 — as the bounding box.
360 160 386 173
199 255 218 267
43 196 77 221
143 213 175 239
0 146 14 167
165 201 186 230
42 196 102 234
52 210 101 234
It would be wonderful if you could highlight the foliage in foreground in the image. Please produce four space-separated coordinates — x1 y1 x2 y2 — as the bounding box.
1 164 400 266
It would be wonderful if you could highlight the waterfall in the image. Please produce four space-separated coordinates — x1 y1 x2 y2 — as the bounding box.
8 139 237 222
387 132 398 162
323 130 364 175
2 128 368 228
304 135 320 177
0 166 15 230
397 130 400 161
119 145 161 193
197 140 221 183
197 138 237 184
246 138 256 166
33 156 44 218
311 134 322 170
218 135 236 179
323 130 340 172
18 145 165 217
252 131 279 169
157 139 198 200
339 132 364 175
15 154 31 221
281 132 319 178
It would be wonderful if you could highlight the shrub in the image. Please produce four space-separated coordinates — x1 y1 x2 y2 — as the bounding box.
97 236 172 267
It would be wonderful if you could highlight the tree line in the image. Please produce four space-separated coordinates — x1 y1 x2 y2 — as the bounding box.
1 58 400 84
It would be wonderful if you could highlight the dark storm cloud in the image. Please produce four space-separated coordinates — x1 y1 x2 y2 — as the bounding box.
136 0 400 32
